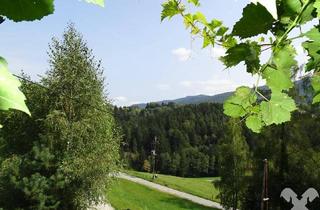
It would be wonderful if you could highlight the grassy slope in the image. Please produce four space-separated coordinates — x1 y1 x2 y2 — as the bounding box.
107 179 218 210
125 170 220 202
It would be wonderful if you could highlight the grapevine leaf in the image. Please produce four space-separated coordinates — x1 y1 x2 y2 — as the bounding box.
305 28 320 42
161 0 183 21
251 0 278 19
279 0 311 24
217 26 228 36
0 57 30 115
0 17 4 24
223 86 256 118
246 115 264 133
183 14 193 29
232 3 274 39
263 45 296 91
303 41 320 71
202 29 214 48
303 28 320 71
193 12 207 24
0 0 54 22
311 73 320 104
187 0 200 7
281 0 302 18
260 92 296 126
273 45 297 71
220 42 261 73
207 19 222 31
315 0 320 18
263 67 292 92
85 0 105 7
223 36 238 48
300 1 315 24
314 94 320 104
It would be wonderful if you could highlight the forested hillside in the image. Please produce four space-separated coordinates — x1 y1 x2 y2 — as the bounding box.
115 103 227 177
115 101 320 209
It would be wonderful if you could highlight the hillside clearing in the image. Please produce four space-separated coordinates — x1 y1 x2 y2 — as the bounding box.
125 171 220 202
107 179 219 210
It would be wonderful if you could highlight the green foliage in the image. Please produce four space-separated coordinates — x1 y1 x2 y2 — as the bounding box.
161 0 320 132
303 28 320 71
0 0 54 22
232 3 274 38
0 57 30 117
221 42 261 73
187 0 200 7
312 73 320 103
243 108 320 209
0 0 104 22
115 103 226 177
120 101 320 209
315 0 320 17
0 25 120 210
85 0 105 7
216 119 249 210
223 86 256 118
0 0 105 126
161 0 183 21
260 92 297 125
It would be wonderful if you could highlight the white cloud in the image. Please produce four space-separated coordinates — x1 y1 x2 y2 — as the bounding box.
155 84 171 91
179 78 239 95
172 48 192 62
114 96 128 103
210 47 226 59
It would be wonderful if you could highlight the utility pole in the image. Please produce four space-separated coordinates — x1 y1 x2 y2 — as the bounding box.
151 136 159 179
261 159 269 210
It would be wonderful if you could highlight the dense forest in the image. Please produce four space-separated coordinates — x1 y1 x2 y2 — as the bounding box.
115 100 320 209
115 102 226 177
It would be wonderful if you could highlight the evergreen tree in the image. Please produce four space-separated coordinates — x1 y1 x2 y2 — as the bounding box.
216 119 249 210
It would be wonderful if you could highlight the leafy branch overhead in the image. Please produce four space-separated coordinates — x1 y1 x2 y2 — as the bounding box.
0 0 104 22
161 0 320 133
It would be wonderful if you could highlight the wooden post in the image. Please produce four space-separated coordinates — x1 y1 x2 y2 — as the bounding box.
261 159 269 210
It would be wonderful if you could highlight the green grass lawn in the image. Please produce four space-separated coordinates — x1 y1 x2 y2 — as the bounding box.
125 170 220 202
107 179 218 210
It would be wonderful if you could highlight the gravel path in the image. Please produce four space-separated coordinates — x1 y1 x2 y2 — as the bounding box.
118 172 224 210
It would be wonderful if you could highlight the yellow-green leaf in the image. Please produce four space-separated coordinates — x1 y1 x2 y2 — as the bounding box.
85 0 105 7
0 57 30 116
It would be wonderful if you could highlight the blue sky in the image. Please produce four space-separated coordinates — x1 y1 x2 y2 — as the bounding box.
0 0 289 106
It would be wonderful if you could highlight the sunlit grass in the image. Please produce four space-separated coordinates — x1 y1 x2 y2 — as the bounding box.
107 179 218 210
125 170 220 202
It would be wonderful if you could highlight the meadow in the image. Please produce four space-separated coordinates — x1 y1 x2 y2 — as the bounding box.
125 170 220 202
107 179 218 210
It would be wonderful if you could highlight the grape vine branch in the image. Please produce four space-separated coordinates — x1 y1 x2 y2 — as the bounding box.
161 0 320 133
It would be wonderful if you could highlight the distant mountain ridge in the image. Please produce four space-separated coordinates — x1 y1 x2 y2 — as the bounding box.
131 79 310 109
131 91 234 108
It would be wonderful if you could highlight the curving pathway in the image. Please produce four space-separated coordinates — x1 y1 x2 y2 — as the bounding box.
118 172 224 210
